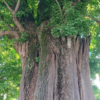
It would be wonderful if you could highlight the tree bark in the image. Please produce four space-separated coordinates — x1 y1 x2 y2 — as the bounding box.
17 22 95 100
1 0 97 100
34 35 95 100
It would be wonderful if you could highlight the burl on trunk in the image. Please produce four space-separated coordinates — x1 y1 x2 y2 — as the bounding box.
18 22 95 100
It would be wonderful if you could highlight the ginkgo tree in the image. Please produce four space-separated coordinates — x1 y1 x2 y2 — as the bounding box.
0 0 100 100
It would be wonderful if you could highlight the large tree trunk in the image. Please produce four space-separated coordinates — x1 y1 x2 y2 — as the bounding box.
18 22 95 100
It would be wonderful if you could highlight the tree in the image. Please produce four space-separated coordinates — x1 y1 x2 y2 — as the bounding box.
92 85 100 100
0 0 100 100
0 36 21 100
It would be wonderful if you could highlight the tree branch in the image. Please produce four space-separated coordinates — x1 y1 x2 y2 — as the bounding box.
55 0 62 15
3 0 25 32
3 0 13 13
6 24 13 30
86 15 100 25
0 18 13 30
12 16 25 32
0 31 19 38
14 0 20 13
92 18 100 25
0 76 4 80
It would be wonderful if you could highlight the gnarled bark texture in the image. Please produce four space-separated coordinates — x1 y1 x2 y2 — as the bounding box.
1 0 96 100
18 22 95 100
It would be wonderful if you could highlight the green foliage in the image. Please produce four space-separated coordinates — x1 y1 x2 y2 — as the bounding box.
0 2 12 30
92 85 100 99
89 22 100 79
50 1 90 38
35 57 39 63
36 43 40 48
0 37 21 100
27 0 38 23
15 8 32 18
37 0 55 25
16 31 29 43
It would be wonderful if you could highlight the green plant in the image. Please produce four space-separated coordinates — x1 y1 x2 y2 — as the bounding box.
36 43 40 48
49 1 90 38
35 57 39 63
17 31 29 43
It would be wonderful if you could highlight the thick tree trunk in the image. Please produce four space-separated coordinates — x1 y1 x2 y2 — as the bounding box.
18 45 39 100
18 22 95 100
34 35 95 100
18 22 39 100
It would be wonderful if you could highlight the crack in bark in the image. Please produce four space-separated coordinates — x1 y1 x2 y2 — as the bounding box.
76 40 82 100
82 40 84 54
57 51 63 100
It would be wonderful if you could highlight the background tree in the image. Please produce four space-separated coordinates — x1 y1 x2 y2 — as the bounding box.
92 85 100 100
0 0 100 100
0 36 21 100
